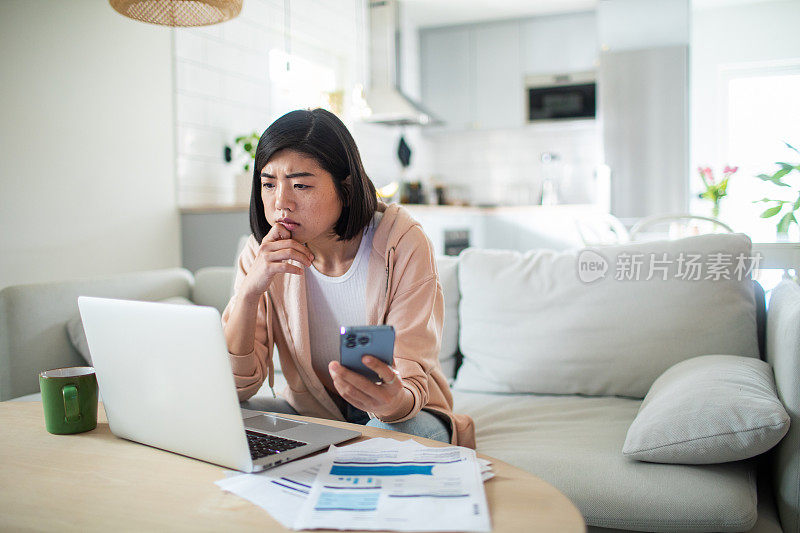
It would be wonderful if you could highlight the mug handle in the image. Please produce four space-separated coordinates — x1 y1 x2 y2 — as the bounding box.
62 385 81 423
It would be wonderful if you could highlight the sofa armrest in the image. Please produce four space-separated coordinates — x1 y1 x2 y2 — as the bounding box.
193 267 235 314
766 278 800 533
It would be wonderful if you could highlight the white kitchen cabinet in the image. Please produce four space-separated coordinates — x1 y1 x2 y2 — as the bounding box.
520 12 598 75
402 205 602 255
473 21 524 130
420 12 597 133
401 206 487 256
420 27 473 131
421 21 522 132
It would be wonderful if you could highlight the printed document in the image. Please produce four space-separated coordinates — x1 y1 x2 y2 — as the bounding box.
216 438 493 531
295 441 490 531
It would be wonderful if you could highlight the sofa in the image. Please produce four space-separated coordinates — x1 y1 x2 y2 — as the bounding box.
2 233 798 533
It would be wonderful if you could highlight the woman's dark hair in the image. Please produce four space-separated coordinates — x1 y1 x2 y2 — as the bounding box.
249 108 377 243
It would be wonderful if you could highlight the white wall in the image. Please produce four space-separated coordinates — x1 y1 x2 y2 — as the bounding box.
0 1 179 289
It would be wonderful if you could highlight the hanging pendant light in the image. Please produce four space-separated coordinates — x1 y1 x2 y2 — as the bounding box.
109 0 242 27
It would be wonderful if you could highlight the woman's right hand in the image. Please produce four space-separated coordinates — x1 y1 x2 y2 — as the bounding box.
240 223 314 300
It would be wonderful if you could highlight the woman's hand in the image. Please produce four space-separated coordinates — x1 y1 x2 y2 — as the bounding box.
241 223 314 301
328 357 410 420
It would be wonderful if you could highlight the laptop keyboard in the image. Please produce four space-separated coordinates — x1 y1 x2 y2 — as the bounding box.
246 430 307 460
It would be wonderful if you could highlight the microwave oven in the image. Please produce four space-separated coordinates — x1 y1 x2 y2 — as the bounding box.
526 72 596 122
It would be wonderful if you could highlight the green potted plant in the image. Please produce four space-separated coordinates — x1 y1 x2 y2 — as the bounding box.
755 142 800 238
225 131 260 205
225 131 260 172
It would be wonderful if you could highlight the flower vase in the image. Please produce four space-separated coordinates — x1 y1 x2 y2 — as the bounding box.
776 224 800 242
711 202 721 220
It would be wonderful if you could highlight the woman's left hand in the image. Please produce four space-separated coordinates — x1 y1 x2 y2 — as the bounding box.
328 357 409 419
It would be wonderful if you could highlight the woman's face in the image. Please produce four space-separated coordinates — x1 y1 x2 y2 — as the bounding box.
260 149 343 244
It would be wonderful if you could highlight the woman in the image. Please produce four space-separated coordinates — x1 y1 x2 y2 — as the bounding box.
222 109 475 447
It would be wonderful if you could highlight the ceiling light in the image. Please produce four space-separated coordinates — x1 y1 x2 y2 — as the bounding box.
109 0 242 27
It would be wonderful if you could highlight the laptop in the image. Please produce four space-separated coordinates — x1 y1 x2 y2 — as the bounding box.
77 296 360 473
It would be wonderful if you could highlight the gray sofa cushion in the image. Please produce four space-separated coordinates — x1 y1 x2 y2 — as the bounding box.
65 296 194 365
193 267 236 313
0 268 193 401
623 355 789 464
766 279 800 533
452 390 757 532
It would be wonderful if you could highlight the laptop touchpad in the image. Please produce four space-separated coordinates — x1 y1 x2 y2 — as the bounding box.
246 414 303 433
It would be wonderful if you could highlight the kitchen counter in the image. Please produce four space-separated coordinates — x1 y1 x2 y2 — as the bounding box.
178 202 602 215
179 202 611 270
401 203 608 255
179 204 250 214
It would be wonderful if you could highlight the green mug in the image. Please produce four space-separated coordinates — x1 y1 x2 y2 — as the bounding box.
39 367 98 435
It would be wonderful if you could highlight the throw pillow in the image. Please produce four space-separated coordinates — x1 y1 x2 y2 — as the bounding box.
623 354 790 464
453 233 759 397
66 296 194 364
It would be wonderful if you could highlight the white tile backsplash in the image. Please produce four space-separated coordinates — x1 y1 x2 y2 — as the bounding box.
220 18 259 50
176 61 223 97
427 121 602 206
194 23 223 40
176 94 208 127
206 100 262 135
178 126 223 159
175 0 365 207
221 76 264 106
205 41 247 76
241 0 279 29
178 157 231 186
174 30 206 61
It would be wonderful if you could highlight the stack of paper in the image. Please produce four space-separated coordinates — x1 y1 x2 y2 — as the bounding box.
216 437 492 531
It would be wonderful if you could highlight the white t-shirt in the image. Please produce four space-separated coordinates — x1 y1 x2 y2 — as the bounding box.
305 215 377 384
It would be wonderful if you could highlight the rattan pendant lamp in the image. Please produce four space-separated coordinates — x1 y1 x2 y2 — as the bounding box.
109 0 242 27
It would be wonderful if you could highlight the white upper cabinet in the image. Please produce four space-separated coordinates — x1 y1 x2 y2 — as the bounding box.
521 12 598 75
420 27 473 131
474 21 523 130
420 12 598 133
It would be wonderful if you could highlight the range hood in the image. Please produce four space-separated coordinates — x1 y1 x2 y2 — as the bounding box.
363 0 442 126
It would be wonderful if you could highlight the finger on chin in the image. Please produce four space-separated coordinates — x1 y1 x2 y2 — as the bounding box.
263 223 290 241
275 223 292 240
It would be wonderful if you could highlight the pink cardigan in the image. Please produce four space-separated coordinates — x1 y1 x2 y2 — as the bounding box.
222 202 476 448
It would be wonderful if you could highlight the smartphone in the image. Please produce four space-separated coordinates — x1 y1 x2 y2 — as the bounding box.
339 325 395 382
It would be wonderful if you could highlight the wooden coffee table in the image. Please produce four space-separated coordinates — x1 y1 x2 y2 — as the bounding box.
0 402 585 532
